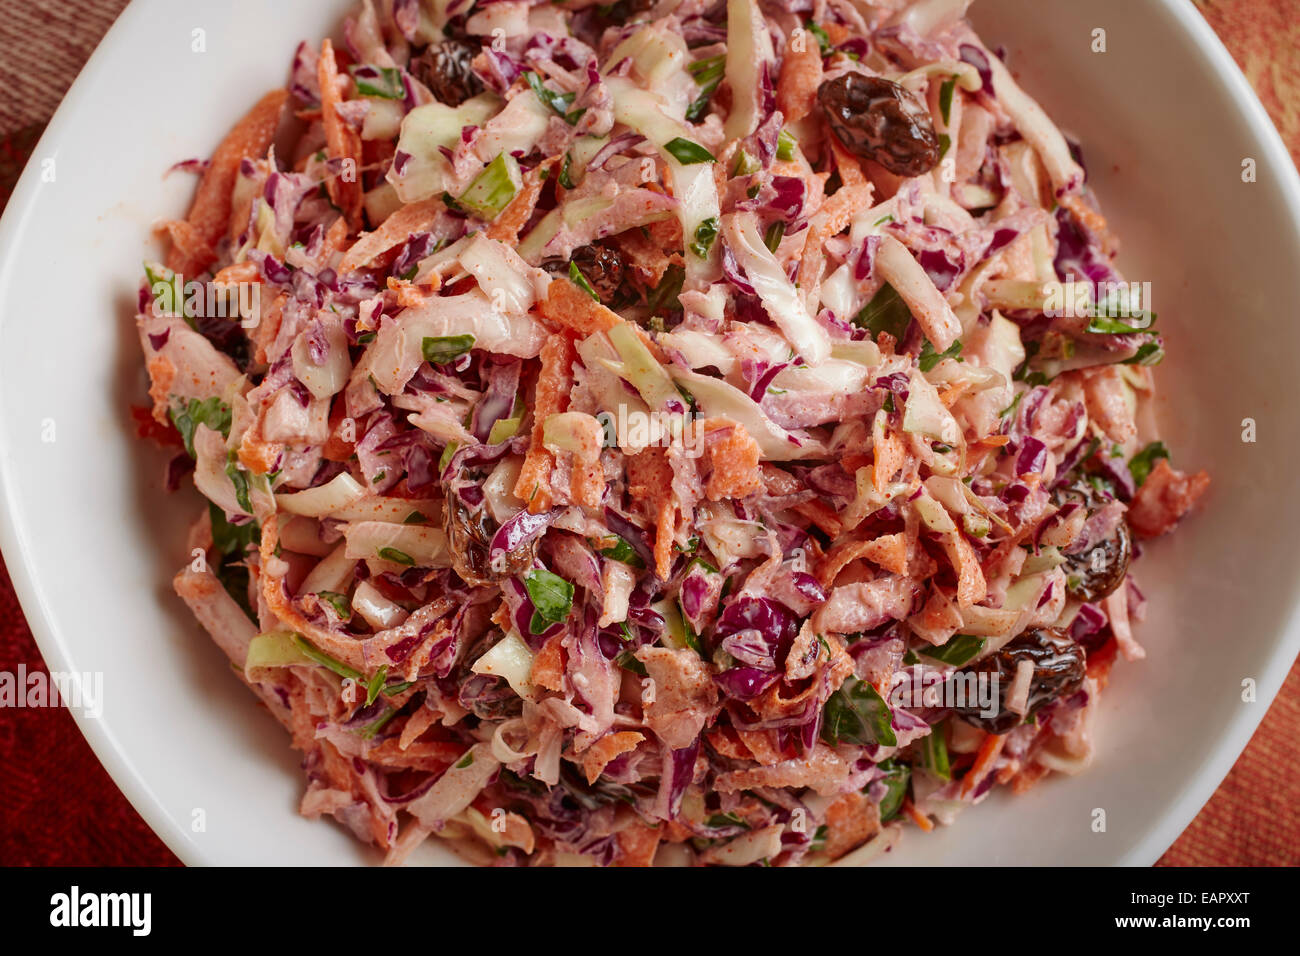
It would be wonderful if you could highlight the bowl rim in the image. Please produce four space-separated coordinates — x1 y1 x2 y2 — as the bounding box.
1 0 1298 866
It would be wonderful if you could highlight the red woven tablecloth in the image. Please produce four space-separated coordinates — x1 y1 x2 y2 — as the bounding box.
0 0 1296 867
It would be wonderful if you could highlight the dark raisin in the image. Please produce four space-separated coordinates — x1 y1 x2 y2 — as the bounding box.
952 627 1086 735
1062 517 1131 601
443 499 492 585
411 39 484 107
542 243 625 302
1053 484 1132 602
443 499 535 587
817 73 940 177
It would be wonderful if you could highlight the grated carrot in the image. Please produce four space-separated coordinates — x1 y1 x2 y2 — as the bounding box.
872 416 906 492
617 224 684 287
211 260 261 286
792 499 843 538
579 731 644 785
822 791 881 859
798 183 872 305
939 381 973 408
159 219 217 276
259 519 368 672
537 276 621 335
829 137 868 190
145 356 176 424
182 89 287 252
902 797 934 832
322 393 357 462
613 823 661 867
1059 192 1110 244
703 419 764 501
249 291 286 366
386 275 429 308
338 199 443 273
946 529 987 607
238 420 282 475
318 39 364 230
822 22 851 44
530 633 566 692
961 731 1006 798
487 156 557 243
817 539 876 588
397 704 439 751
862 532 909 575
626 446 677 579
776 31 823 125
512 333 576 512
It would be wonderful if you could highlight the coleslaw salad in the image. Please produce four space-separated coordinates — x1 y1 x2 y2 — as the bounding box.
123 0 1215 866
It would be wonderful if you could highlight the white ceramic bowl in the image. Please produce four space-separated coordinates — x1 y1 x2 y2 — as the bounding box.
1 0 1297 866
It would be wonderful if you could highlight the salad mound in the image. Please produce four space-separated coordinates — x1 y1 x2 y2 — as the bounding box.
135 0 1208 866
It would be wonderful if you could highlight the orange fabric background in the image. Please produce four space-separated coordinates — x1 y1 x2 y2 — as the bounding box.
1155 0 1300 865
0 0 1296 866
